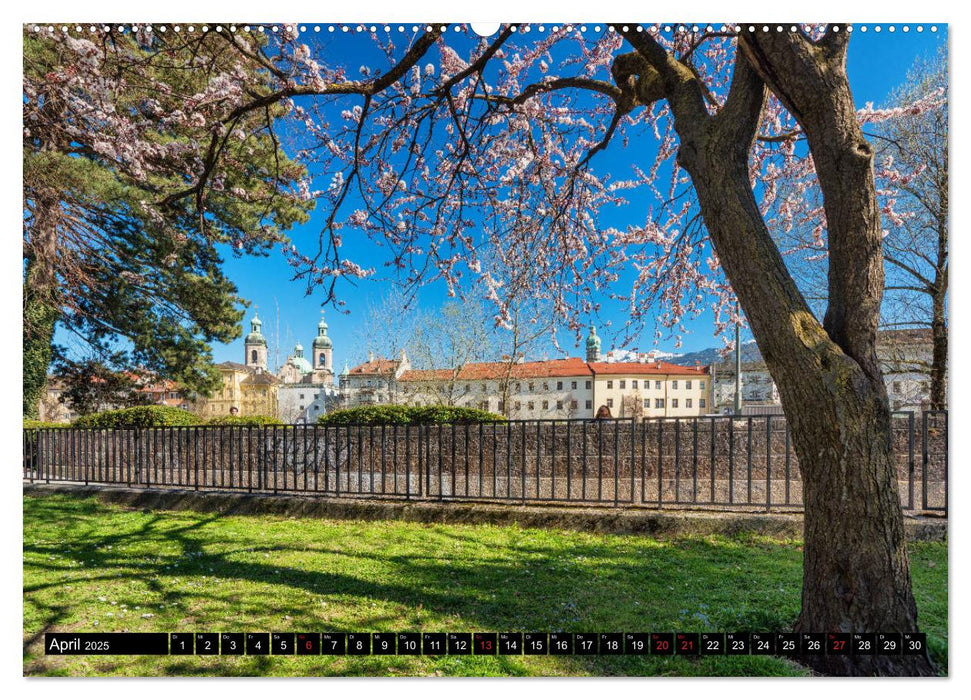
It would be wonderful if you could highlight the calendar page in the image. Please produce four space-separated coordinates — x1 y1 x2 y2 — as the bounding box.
22 16 949 681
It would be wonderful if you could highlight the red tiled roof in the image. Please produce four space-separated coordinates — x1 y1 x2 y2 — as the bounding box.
348 359 401 376
398 357 708 381
400 358 592 382
588 360 708 376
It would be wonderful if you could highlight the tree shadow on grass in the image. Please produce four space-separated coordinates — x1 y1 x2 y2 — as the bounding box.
21 494 820 676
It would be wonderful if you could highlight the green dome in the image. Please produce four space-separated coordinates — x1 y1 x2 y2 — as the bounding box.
288 343 312 373
586 325 601 349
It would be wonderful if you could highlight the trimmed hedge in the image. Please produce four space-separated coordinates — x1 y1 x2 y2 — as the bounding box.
207 415 283 426
23 420 68 430
71 406 200 428
317 404 505 426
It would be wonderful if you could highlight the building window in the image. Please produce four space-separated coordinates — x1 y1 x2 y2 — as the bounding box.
585 380 592 389
542 400 549 410
700 381 705 390
299 405 304 411
516 382 522 392
543 382 549 391
556 381 563 390
527 401 535 411
655 398 664 408
655 380 661 390
481 383 487 393
480 401 489 411
700 398 706 409
632 380 638 389
498 400 504 413
686 398 692 408
620 380 626 389
571 400 578 409
586 400 592 409
571 381 577 390
686 380 692 390
643 399 650 409
528 382 534 392
607 380 613 389
465 384 471 392
672 380 678 390
606 398 614 408
515 401 522 411
672 399 679 408
300 393 305 400
892 381 902 394
556 401 563 410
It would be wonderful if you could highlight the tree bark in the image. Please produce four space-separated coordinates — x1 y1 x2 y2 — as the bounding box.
23 196 60 420
616 26 936 675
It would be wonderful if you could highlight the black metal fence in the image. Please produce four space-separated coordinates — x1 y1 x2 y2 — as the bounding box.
22 412 947 514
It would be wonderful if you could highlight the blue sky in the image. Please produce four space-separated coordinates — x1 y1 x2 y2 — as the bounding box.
83 26 952 372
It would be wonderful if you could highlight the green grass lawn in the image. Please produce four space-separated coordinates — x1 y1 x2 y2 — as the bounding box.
23 492 947 677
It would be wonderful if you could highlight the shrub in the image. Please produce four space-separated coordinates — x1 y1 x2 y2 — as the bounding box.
72 406 200 429
207 415 283 426
23 420 68 430
317 404 505 426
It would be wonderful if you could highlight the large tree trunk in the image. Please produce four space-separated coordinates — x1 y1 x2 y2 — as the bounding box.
616 26 935 675
929 212 948 409
23 194 60 420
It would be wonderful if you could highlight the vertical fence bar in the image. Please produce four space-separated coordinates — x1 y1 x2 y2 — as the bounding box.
784 420 791 506
746 417 753 504
582 420 588 501
381 423 398 493
640 420 646 504
567 420 573 501
193 426 199 490
450 423 456 499
709 417 716 504
438 424 444 501
492 423 498 499
521 422 527 504
404 424 411 500
674 419 681 504
692 418 698 502
728 418 735 504
506 422 512 500
765 415 772 512
597 419 604 502
478 422 484 499
335 426 342 497
613 420 619 507
630 418 636 504
656 418 663 507
907 412 915 510
943 411 949 515
921 411 929 511
536 421 542 501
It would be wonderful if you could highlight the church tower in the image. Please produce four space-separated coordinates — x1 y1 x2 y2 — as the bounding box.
312 310 334 383
586 324 602 363
244 311 268 371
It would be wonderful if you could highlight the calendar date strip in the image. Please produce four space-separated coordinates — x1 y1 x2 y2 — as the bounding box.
44 632 926 656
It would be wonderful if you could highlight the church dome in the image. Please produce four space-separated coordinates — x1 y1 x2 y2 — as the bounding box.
289 342 312 374
245 313 267 346
289 356 312 374
313 313 333 349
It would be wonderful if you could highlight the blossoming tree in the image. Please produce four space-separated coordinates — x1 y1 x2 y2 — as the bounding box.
26 23 946 674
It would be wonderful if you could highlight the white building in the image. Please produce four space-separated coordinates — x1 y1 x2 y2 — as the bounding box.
343 327 713 420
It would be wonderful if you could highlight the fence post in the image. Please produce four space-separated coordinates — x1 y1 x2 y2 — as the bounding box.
921 411 929 511
765 415 772 513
